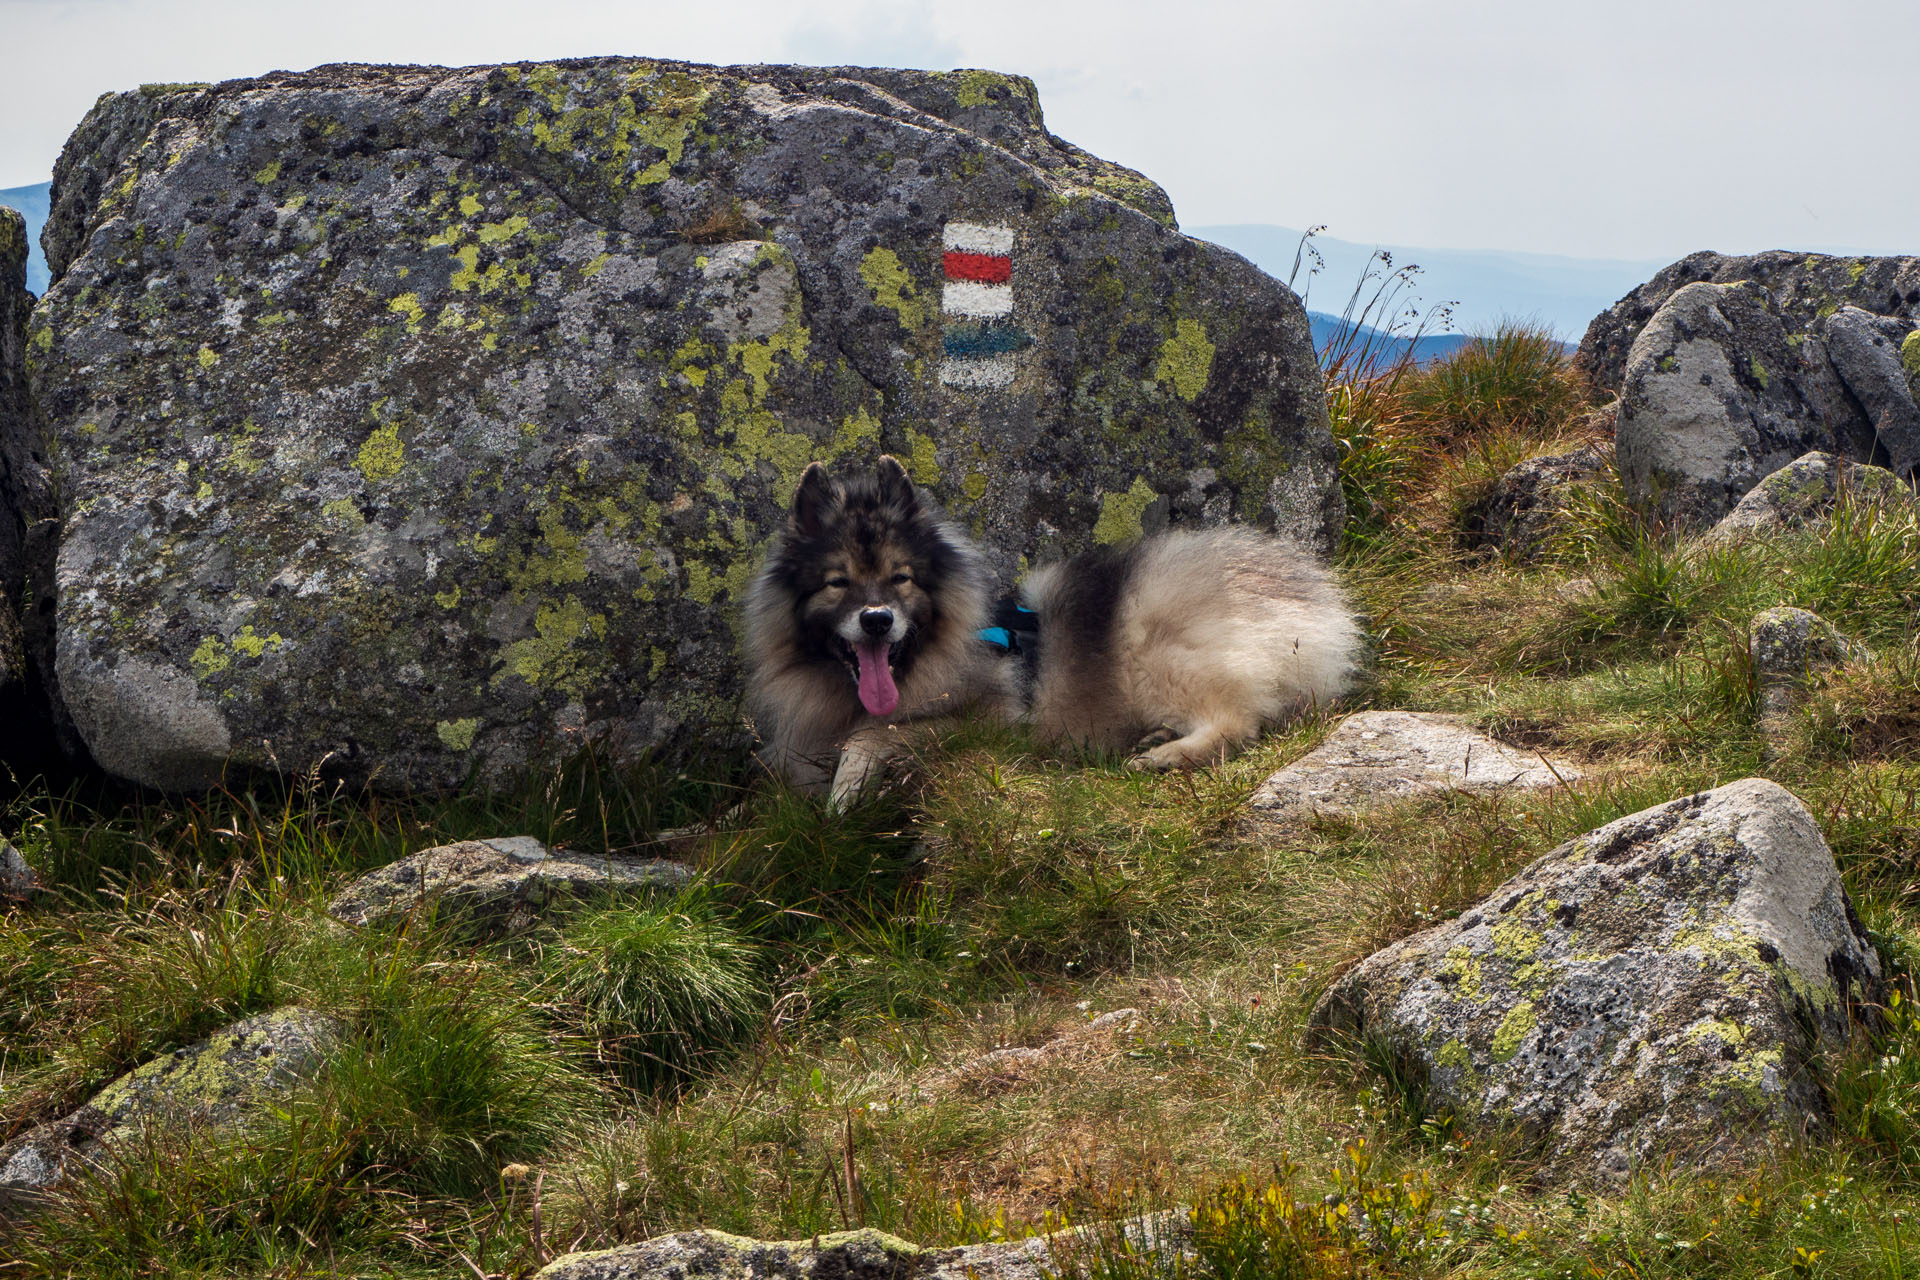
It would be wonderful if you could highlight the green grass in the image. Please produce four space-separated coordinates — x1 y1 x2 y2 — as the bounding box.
6 351 1920 1275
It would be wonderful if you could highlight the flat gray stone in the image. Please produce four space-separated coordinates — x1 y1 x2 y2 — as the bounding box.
537 1214 1189 1280
1249 711 1580 817
1310 779 1881 1181
0 1007 338 1213
327 836 691 931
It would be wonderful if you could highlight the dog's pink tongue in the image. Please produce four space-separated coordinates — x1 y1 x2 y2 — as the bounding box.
855 641 899 716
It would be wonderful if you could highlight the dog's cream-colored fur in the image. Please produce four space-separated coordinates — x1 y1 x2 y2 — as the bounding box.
1022 527 1360 770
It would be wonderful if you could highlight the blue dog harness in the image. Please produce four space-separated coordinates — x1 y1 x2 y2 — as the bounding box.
978 598 1039 655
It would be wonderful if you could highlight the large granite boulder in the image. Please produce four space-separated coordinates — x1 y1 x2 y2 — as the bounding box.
1579 250 1920 396
0 1007 337 1213
17 60 1340 792
1310 779 1881 1181
1614 282 1845 527
1817 306 1920 478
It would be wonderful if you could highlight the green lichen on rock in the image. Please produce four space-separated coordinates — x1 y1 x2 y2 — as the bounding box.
1092 476 1159 545
1902 329 1920 380
1155 317 1215 402
1311 779 1881 1181
1489 1001 1535 1062
25 58 1338 792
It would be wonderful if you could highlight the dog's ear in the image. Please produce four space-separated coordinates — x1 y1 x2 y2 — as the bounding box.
874 455 920 512
790 462 842 537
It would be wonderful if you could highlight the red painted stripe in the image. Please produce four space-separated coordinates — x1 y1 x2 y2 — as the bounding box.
943 250 1011 283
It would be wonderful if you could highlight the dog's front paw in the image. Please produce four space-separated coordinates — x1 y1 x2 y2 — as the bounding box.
1125 748 1177 773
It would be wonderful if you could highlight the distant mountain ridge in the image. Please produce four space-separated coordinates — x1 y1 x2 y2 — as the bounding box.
1194 223 1669 345
0 181 50 294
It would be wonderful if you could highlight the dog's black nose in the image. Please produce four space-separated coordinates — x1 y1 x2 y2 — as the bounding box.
859 608 894 638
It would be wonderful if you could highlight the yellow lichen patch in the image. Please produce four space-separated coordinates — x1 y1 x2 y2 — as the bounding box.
435 584 462 610
904 430 941 484
491 597 607 694
355 421 405 483
388 292 426 333
832 405 881 455
190 636 230 679
229 625 281 659
1092 475 1158 545
459 193 483 217
859 247 930 333
962 471 990 501
1434 1037 1471 1070
437 717 481 751
1439 945 1485 1001
321 498 365 529
196 345 218 369
1155 317 1215 402
1490 1001 1536 1062
253 160 281 184
1902 329 1920 379
476 215 529 244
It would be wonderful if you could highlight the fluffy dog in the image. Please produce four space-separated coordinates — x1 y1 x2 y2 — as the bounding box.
744 457 1360 806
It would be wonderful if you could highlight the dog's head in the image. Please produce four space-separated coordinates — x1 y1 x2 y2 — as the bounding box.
767 455 965 716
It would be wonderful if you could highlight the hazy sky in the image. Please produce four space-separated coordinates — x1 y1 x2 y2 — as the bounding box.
3 0 1914 261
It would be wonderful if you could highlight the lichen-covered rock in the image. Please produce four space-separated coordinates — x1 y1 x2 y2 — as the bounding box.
1465 442 1610 562
1815 306 1920 477
21 60 1339 792
1248 711 1581 818
1579 250 1920 396
0 1007 337 1213
536 1215 1189 1280
1704 451 1915 542
1750 607 1850 745
1310 779 1881 1181
327 834 690 930
1615 282 1841 527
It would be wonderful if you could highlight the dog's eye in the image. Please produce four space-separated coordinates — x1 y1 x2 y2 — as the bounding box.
891 571 913 585
825 575 850 590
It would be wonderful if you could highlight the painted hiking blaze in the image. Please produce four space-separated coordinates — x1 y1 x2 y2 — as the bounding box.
939 221 1031 388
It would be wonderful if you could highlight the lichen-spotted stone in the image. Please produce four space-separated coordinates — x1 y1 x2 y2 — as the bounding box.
1310 778 1882 1181
19 59 1339 791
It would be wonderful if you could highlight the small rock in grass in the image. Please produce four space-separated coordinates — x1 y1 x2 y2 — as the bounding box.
1705 451 1915 542
1248 711 1581 819
0 1007 338 1215
535 1213 1191 1280
1467 443 1611 563
1309 778 1881 1181
0 838 36 900
327 836 691 933
1750 607 1850 746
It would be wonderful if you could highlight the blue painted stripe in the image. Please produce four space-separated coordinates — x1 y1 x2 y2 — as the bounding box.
943 321 1032 358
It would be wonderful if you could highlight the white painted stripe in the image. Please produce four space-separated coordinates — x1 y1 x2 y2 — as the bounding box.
942 222 1014 255
942 280 1013 319
938 353 1017 389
